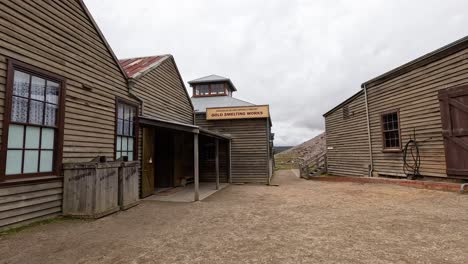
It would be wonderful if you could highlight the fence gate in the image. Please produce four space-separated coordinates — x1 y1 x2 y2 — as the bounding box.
438 85 468 177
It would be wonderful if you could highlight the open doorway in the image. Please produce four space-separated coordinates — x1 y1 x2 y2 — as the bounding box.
139 117 232 201
141 126 194 197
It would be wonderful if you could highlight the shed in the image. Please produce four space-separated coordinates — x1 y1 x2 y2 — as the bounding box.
119 57 233 201
191 75 274 184
324 35 468 181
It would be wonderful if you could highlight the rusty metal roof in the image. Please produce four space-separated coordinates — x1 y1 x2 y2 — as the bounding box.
119 55 170 79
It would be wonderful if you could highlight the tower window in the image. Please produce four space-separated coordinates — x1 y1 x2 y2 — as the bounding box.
194 83 228 96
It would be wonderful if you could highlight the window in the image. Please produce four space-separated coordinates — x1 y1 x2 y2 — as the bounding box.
1 60 64 180
193 83 227 96
116 100 137 161
197 85 209 96
210 83 224 95
381 110 401 150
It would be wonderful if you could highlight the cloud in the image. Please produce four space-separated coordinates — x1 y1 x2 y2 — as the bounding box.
84 0 468 146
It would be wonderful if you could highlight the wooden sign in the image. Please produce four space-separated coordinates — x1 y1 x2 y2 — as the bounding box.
206 105 270 120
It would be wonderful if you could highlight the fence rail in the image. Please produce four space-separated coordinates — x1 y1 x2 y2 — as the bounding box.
299 152 327 179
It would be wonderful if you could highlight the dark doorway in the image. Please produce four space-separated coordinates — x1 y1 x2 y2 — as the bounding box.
438 85 468 177
154 128 175 188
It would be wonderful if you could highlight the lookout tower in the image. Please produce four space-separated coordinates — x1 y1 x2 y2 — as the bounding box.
189 74 237 97
189 74 274 185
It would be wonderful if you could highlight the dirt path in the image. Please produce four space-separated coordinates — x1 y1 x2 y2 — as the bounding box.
1 170 468 264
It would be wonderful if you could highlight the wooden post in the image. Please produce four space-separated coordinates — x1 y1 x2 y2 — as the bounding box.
228 140 232 183
215 138 219 190
194 133 199 201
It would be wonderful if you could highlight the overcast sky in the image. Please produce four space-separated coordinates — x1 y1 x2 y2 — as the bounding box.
85 0 468 146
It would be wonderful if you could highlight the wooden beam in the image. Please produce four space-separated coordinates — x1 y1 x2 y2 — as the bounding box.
194 133 199 201
215 138 219 190
228 140 232 183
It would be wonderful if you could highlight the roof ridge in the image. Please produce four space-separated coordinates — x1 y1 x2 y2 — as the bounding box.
119 54 172 62
189 74 229 82
78 0 128 79
362 35 468 88
120 55 171 79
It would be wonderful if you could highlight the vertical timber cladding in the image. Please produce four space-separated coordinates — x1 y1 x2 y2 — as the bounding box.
438 85 468 177
0 1 137 230
324 91 370 177
366 47 468 178
196 106 270 183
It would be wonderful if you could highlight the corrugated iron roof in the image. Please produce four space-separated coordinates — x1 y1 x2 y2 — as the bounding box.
188 74 237 91
119 55 169 79
191 96 255 113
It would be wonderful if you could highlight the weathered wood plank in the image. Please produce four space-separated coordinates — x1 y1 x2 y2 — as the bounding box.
0 194 62 212
196 114 269 183
0 182 62 196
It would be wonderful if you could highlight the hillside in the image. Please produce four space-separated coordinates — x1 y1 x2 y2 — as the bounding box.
274 132 326 170
273 146 293 154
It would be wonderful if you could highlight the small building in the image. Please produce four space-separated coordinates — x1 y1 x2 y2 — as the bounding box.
324 36 468 181
190 75 274 184
0 1 139 230
119 57 230 199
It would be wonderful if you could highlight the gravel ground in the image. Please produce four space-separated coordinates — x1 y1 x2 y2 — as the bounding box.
1 170 467 264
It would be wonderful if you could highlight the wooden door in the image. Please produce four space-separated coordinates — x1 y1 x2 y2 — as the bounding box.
142 127 155 197
438 85 468 177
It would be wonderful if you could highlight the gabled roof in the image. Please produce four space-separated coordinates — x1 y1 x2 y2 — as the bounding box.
362 35 468 89
192 96 255 113
189 74 229 83
78 0 128 80
325 35 468 117
119 55 170 79
323 90 363 117
188 74 237 91
119 54 195 112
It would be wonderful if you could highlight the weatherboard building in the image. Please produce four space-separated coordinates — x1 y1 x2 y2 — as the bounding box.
190 75 274 184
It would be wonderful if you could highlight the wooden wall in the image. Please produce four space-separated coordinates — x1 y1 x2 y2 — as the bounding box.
325 92 370 177
131 57 194 125
129 56 194 195
367 47 468 178
196 114 269 183
0 181 63 230
199 136 228 183
325 45 468 180
0 1 137 230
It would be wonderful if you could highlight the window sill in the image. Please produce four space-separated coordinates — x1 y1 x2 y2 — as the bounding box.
382 149 402 153
0 175 62 188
